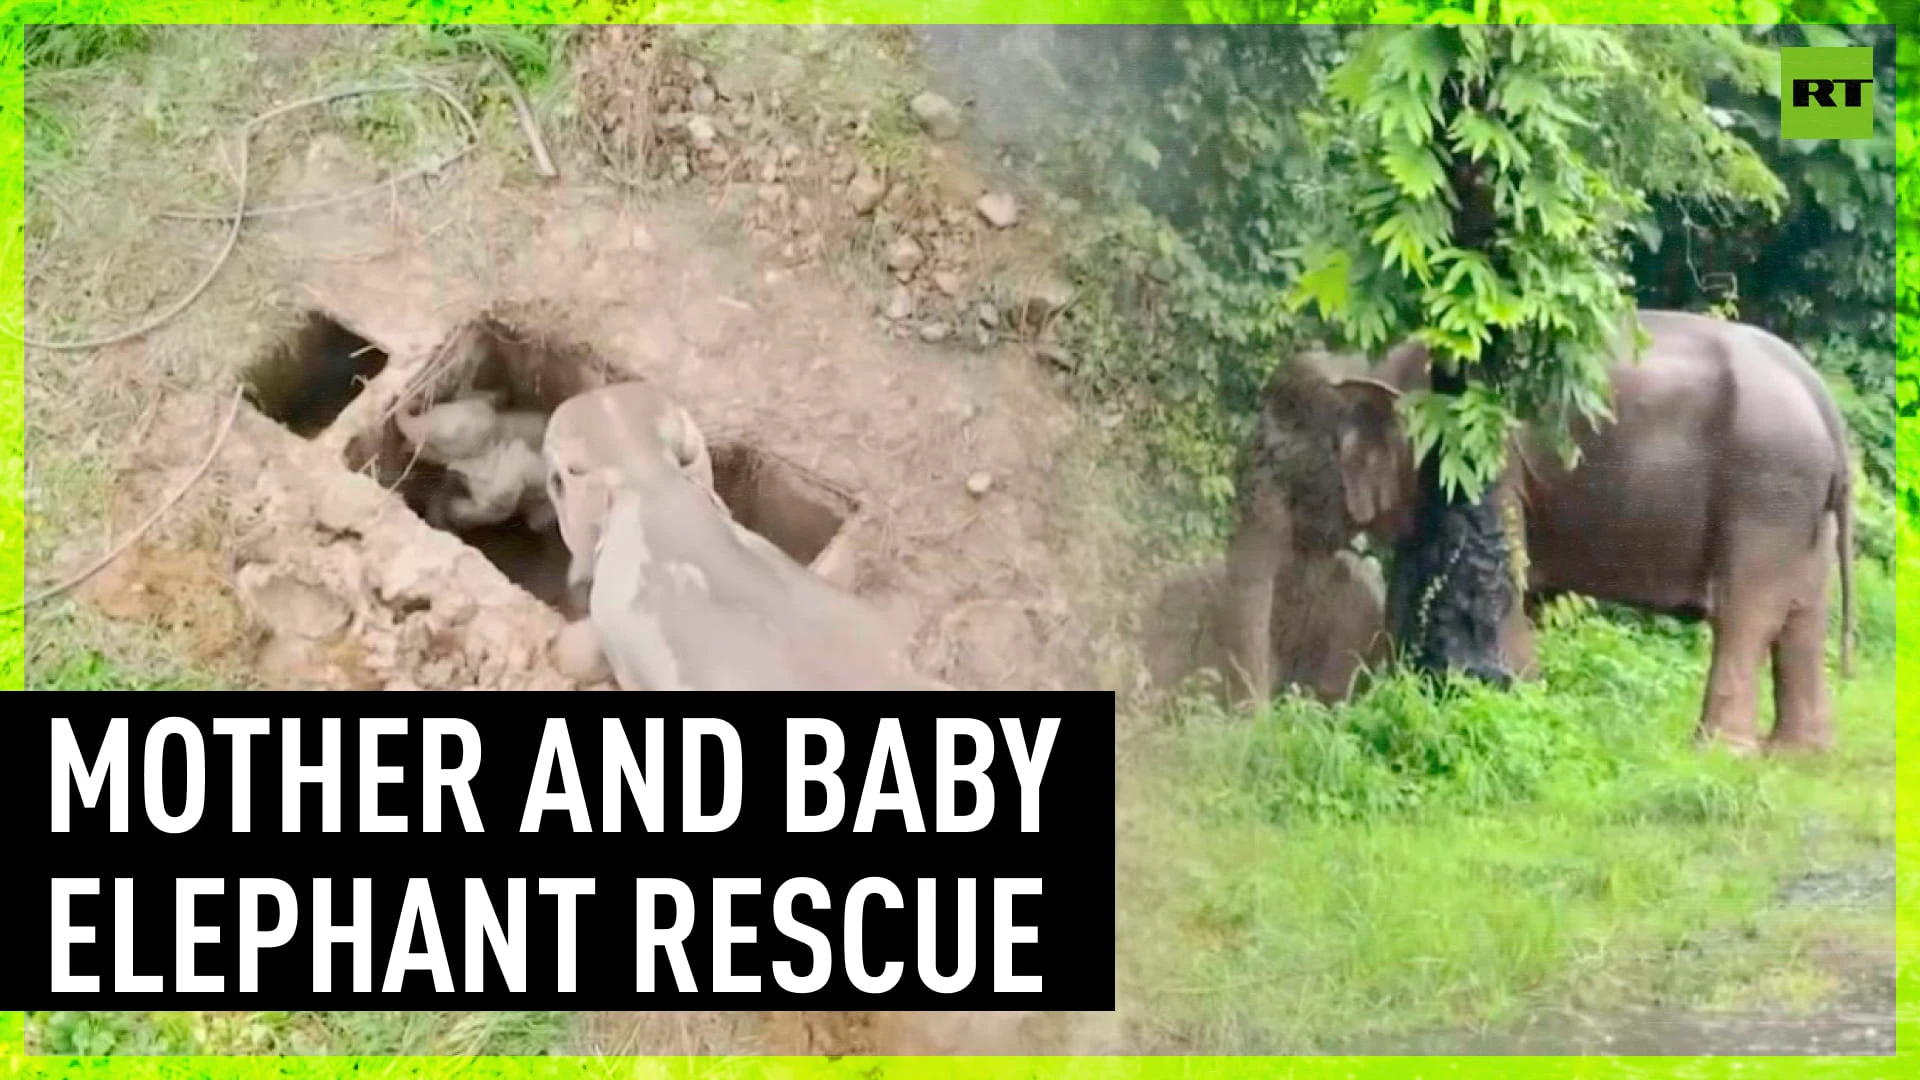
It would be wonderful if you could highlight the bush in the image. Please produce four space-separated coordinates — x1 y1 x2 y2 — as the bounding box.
1159 583 1855 829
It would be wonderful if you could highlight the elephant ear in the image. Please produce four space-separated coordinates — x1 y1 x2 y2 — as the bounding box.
1332 378 1403 529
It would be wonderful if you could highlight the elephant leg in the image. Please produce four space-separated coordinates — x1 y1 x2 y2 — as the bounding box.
1697 574 1790 755
1767 552 1836 752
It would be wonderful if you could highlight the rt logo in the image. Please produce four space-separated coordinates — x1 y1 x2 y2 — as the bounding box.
1780 46 1875 140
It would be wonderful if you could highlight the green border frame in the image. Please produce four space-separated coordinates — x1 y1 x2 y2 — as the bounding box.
0 1 1911 1076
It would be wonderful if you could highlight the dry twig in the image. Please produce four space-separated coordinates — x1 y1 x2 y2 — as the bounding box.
485 46 559 180
4 82 480 353
3 385 247 614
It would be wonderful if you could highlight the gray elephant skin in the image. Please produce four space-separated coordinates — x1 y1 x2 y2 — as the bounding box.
1223 309 1854 754
1146 550 1391 706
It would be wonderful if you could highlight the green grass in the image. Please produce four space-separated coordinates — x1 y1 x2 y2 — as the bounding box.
26 1010 575 1058
22 25 153 73
1118 559 1898 1052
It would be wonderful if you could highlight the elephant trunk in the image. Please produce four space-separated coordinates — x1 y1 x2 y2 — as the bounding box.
1220 497 1292 708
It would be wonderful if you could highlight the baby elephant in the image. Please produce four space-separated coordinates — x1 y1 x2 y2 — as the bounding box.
397 395 555 533
1145 549 1389 706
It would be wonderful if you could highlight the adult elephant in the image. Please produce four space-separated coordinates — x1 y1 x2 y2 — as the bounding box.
1222 309 1854 753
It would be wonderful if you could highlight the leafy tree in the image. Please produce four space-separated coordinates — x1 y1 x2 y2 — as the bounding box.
1287 10 1783 681
1625 22 1897 498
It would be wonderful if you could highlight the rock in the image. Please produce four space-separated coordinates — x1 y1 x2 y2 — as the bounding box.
686 114 718 150
974 325 995 349
235 565 351 641
976 302 1001 328
1035 342 1075 371
691 84 716 111
976 192 1020 228
312 478 388 536
831 156 858 184
885 285 915 321
919 321 952 343
910 91 963 139
887 235 926 277
550 620 612 684
811 534 860 592
847 164 887 214
966 471 994 497
712 66 748 101
932 271 963 297
770 55 806 90
1018 274 1077 330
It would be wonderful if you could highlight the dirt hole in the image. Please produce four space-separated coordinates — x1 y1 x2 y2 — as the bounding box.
711 443 858 567
343 313 860 620
245 311 389 438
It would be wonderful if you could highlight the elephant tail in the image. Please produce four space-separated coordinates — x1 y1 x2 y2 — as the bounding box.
1835 469 1855 680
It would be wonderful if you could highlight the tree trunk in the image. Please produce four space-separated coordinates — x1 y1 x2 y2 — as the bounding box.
1390 49 1520 689
1395 364 1517 689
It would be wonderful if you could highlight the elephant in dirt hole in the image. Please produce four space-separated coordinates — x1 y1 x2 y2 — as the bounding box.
1223 309 1854 754
1144 549 1392 707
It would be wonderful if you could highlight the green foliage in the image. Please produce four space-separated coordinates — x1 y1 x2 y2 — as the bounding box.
1816 336 1898 495
977 25 1352 547
1892 9 1920 524
1626 23 1899 507
30 647 223 691
1294 22 1783 501
27 1010 574 1057
22 24 150 71
947 16 1894 552
413 23 574 90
